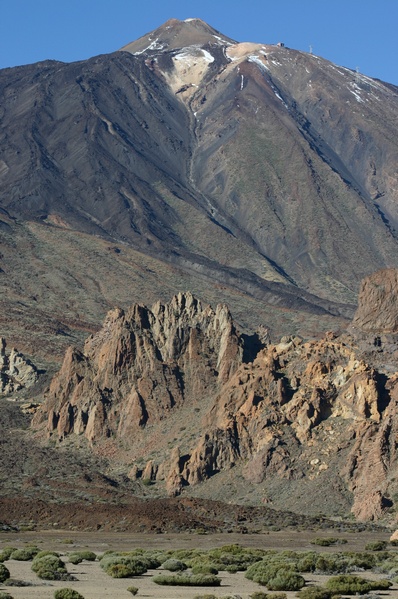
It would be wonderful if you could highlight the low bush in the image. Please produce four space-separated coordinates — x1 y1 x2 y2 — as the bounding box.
311 538 340 547
325 574 392 595
0 563 10 583
0 592 14 599
35 550 60 559
296 586 340 599
365 541 388 552
31 554 70 581
192 563 219 575
225 564 240 573
99 554 147 578
152 573 221 586
267 571 305 591
161 558 187 571
0 548 16 562
10 547 39 561
127 587 138 595
106 564 137 578
54 590 85 599
246 561 296 586
68 551 97 565
250 594 287 599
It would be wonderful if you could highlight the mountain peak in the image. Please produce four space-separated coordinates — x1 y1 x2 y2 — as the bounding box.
120 18 236 55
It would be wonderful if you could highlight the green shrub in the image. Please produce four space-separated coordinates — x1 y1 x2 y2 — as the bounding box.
297 554 317 573
365 541 388 551
268 594 287 599
245 561 295 585
138 555 161 569
10 547 39 561
31 554 69 581
314 555 349 574
250 594 268 599
106 564 137 578
54 590 85 599
267 571 305 591
68 551 97 565
310 537 347 547
225 564 240 573
192 563 219 575
127 587 138 595
152 573 221 586
325 574 392 595
0 548 16 562
161 558 187 571
311 538 340 547
0 563 10 583
391 539 398 547
296 586 339 599
99 554 147 578
35 550 60 559
0 592 14 599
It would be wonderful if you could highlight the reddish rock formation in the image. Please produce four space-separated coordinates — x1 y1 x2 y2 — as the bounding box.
32 278 398 521
32 292 242 442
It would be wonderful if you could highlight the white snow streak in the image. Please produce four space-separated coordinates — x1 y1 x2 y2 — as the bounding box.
133 38 165 55
248 55 269 71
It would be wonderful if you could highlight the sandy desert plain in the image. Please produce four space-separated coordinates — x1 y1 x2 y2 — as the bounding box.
0 528 397 599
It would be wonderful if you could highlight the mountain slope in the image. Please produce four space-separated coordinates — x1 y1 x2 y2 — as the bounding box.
0 18 398 359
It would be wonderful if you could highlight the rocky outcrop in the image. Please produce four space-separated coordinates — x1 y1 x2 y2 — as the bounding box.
352 269 398 333
31 278 398 521
0 338 39 394
32 292 243 441
162 333 392 516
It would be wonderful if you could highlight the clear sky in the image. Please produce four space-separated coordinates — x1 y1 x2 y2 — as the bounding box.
0 0 397 85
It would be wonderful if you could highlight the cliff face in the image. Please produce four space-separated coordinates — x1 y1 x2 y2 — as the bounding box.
32 273 398 521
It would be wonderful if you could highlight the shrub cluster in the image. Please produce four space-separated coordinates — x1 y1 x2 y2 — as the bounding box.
9 547 40 561
325 574 392 595
246 560 304 590
99 554 147 578
31 554 71 581
297 586 340 599
0 548 16 563
161 558 188 572
152 573 221 586
365 541 388 552
0 592 14 599
68 551 97 565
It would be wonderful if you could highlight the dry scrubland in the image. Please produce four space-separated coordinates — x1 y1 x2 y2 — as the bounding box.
1 530 398 599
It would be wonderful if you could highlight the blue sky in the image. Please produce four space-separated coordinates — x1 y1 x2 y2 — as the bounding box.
0 0 397 85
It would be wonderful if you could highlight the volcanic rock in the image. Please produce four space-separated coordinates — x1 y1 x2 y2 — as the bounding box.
0 337 39 394
31 281 398 521
32 292 243 441
352 269 398 332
